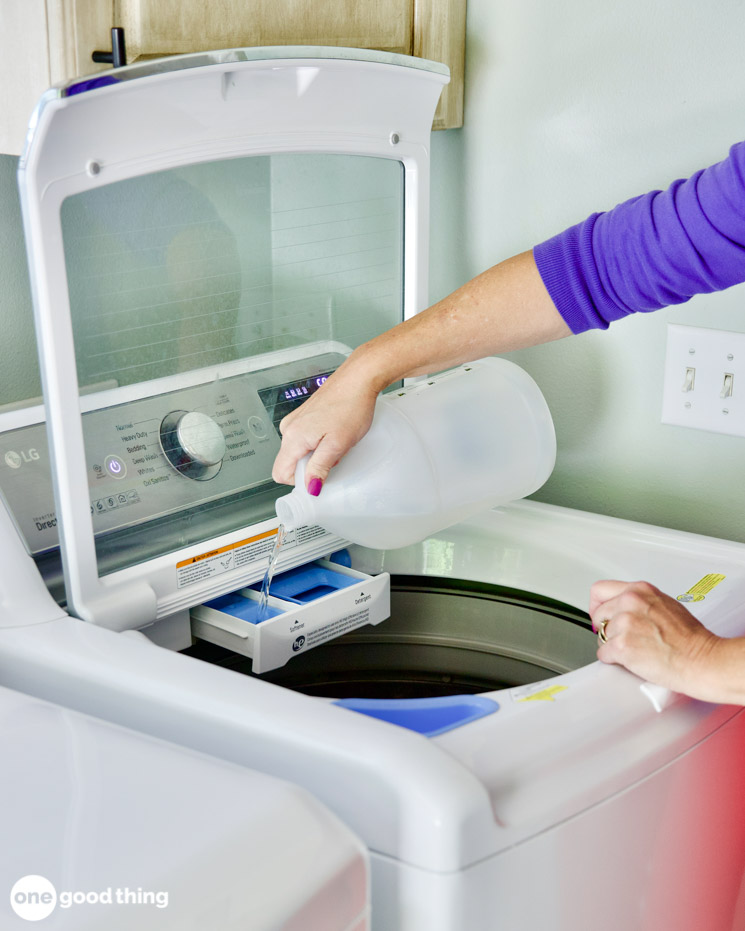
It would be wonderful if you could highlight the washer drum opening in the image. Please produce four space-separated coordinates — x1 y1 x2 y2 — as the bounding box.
188 576 598 699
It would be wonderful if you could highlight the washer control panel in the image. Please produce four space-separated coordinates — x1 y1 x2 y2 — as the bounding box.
0 353 341 555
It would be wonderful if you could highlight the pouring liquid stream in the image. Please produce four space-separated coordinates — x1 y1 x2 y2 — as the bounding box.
258 524 286 618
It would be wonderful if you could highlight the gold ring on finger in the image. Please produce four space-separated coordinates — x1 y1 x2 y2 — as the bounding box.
598 619 610 644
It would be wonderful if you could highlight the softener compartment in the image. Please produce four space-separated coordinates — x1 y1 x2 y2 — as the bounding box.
191 557 390 673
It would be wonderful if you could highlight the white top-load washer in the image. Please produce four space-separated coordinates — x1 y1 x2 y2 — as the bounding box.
0 682 369 930
3 47 745 931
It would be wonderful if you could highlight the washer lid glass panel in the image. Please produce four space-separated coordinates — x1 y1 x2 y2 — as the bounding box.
61 153 404 569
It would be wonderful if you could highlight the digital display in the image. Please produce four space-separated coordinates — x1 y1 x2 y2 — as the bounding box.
283 385 309 401
281 374 327 401
258 373 332 427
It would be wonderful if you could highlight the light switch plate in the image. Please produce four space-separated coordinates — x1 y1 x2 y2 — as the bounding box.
662 324 745 437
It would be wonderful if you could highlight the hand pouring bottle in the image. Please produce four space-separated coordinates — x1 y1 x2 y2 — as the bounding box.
275 356 556 549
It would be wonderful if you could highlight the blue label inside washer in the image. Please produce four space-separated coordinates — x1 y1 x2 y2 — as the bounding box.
334 694 499 737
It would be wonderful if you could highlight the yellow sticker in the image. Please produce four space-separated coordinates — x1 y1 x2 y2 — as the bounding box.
516 685 568 703
676 573 726 603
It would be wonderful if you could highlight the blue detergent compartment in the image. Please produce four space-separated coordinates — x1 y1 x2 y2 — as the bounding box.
334 695 499 737
203 591 282 624
192 552 391 674
250 561 358 605
203 555 358 625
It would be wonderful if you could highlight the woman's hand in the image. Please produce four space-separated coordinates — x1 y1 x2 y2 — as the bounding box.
589 579 726 701
271 361 379 493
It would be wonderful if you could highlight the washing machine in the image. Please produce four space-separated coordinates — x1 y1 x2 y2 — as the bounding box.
2 46 745 931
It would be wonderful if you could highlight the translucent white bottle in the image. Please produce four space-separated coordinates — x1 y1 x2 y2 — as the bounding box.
275 357 556 549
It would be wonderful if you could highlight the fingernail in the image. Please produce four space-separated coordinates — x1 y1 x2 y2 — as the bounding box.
307 476 323 497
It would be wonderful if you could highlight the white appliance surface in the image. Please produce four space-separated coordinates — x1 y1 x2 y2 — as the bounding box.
3 496 745 930
0 682 369 930
4 46 745 931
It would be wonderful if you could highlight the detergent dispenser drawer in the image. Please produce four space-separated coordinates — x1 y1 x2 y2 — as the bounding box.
191 559 390 673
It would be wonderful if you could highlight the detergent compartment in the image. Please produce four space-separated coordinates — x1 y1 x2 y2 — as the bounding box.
191 556 389 673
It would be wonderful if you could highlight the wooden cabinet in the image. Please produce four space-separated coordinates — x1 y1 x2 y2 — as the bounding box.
2 0 465 154
1 1 113 155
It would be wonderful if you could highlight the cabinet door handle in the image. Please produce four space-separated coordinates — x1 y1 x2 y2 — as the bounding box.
92 27 127 68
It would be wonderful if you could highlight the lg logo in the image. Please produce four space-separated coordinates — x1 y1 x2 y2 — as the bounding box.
4 449 40 469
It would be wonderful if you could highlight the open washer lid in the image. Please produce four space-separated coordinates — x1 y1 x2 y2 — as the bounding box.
17 48 448 631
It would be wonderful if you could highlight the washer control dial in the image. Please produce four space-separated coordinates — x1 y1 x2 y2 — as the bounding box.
160 410 226 481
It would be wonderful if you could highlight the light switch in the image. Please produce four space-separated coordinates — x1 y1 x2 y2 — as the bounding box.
662 324 745 437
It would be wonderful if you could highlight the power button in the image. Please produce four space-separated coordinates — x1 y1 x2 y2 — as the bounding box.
248 416 268 439
105 455 127 479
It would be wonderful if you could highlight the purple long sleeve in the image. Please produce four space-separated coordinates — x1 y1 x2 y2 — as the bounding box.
533 141 745 333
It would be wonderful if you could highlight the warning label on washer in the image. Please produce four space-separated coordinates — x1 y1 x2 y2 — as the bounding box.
176 528 278 588
293 524 328 546
676 573 726 603
175 525 337 588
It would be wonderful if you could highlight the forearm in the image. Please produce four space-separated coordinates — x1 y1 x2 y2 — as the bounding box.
272 249 569 486
342 249 571 394
694 636 745 705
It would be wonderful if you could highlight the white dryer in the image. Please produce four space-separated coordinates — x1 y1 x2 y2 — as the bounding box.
0 683 368 931
2 47 745 931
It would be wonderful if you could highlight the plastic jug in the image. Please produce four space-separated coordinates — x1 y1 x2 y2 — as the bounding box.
275 356 556 549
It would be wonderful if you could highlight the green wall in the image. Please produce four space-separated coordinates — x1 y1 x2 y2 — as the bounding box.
427 0 745 544
0 155 40 408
